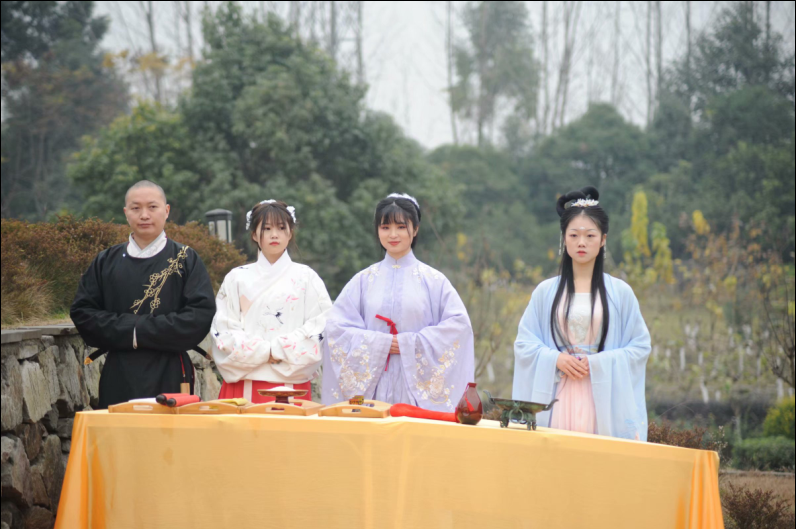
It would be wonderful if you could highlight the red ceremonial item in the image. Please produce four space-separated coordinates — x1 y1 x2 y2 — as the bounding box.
455 382 483 425
156 393 200 407
389 403 459 423
376 314 398 371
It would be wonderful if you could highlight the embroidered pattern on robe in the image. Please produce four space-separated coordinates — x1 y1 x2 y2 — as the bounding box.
131 245 189 314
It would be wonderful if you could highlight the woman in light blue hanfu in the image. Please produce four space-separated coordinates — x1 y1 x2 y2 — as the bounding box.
321 193 475 412
513 186 651 440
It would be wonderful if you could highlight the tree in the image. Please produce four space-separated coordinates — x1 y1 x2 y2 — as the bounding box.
70 2 463 294
518 103 653 260
68 102 202 224
451 1 540 147
551 1 581 131
670 2 794 117
428 145 546 272
1 1 128 220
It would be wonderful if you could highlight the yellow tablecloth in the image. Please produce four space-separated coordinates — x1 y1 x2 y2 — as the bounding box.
54 411 723 529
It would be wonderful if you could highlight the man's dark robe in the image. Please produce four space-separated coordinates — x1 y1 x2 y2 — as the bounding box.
71 239 215 408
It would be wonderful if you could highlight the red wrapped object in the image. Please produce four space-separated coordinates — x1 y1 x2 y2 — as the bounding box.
155 394 200 407
376 314 398 371
389 403 459 423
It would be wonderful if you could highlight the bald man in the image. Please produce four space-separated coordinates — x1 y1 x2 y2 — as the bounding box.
71 180 216 408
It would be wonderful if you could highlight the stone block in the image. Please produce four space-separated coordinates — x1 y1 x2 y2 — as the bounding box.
1 357 23 432
193 368 204 400
20 363 49 424
55 343 89 415
22 506 53 529
30 437 63 511
40 407 58 434
0 329 42 346
56 419 72 440
30 470 49 508
14 424 41 462
81 354 103 407
60 439 70 454
35 348 59 406
187 348 210 368
1 436 33 508
1 501 22 529
17 341 40 361
201 368 222 402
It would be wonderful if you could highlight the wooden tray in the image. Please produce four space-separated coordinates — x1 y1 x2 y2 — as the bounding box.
319 400 392 419
175 401 243 415
108 401 175 414
242 400 323 416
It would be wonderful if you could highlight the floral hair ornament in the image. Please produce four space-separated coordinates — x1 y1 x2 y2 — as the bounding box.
245 200 297 230
567 198 599 209
387 193 420 211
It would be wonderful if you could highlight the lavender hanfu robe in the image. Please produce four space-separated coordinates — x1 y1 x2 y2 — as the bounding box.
321 251 475 411
513 274 651 440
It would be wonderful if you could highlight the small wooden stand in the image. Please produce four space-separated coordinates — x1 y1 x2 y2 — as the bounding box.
319 400 392 419
175 401 243 415
108 402 175 414
242 399 323 416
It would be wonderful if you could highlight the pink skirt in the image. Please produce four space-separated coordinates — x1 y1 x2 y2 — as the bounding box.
550 374 597 434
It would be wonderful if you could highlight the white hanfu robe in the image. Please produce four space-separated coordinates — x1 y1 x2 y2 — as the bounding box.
210 251 332 401
321 250 475 412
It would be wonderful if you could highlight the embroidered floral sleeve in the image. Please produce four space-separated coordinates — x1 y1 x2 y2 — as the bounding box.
321 272 393 403
395 274 475 411
210 273 273 383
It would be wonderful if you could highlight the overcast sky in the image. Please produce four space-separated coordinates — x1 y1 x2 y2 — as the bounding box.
95 1 796 150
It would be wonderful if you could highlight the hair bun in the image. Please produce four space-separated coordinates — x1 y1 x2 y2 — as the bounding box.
580 186 600 201
556 187 601 216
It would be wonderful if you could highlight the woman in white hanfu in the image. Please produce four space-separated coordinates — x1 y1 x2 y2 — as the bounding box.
211 200 332 403
321 193 475 412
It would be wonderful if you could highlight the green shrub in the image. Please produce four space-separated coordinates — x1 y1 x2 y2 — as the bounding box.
763 397 795 440
732 436 795 471
1 216 246 325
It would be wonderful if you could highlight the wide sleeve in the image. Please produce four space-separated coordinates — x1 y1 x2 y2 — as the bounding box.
321 275 393 404
395 278 475 411
134 249 216 353
209 273 275 383
268 271 333 380
512 283 561 407
70 251 138 350
587 284 651 441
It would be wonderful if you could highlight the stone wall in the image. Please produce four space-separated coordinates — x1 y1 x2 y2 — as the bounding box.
0 325 222 529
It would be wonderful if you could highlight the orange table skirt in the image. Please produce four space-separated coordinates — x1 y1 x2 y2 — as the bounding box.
55 411 723 529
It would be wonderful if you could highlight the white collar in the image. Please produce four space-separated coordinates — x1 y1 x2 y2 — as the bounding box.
127 231 167 258
257 249 292 272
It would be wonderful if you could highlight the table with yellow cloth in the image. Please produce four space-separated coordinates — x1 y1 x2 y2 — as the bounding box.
54 411 723 529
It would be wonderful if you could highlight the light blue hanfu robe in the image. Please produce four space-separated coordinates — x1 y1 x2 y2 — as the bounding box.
512 274 651 440
321 251 475 412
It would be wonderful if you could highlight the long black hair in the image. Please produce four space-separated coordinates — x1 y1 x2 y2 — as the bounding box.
550 186 610 352
373 194 421 250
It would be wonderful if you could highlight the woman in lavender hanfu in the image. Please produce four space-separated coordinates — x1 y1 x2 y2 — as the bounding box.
321 193 475 412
